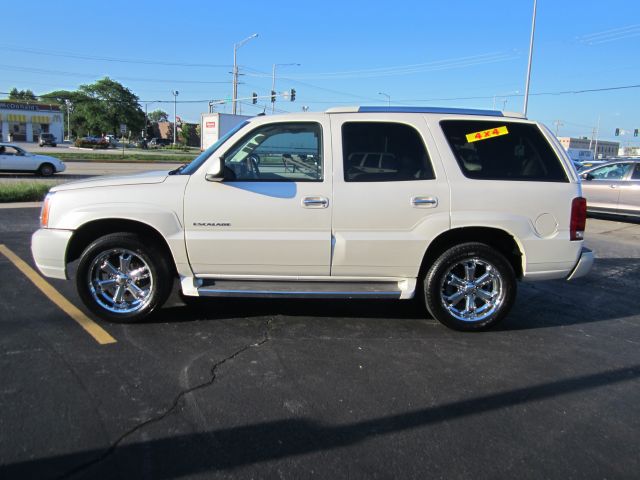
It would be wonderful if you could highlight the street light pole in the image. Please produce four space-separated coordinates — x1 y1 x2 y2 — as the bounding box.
172 91 179 145
523 0 537 117
232 33 258 115
378 92 391 106
271 63 301 113
64 99 72 141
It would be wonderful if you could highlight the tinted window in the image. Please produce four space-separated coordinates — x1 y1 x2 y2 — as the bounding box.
440 120 568 182
632 163 640 180
224 122 322 182
342 122 435 182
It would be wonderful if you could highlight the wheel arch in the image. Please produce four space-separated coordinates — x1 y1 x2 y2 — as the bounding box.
418 226 524 280
66 218 178 276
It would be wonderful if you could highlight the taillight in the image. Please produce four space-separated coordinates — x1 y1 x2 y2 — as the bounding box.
570 197 587 241
40 193 53 228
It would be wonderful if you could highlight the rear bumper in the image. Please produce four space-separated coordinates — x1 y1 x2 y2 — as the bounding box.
566 247 594 281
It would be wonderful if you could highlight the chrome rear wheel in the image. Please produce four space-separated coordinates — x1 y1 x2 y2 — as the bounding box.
424 242 516 331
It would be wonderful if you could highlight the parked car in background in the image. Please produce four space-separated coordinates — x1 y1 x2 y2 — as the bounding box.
38 133 57 147
0 143 66 176
580 159 640 218
148 138 172 147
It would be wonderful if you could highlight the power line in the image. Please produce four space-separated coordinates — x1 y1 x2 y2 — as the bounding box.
0 44 232 68
0 65 231 85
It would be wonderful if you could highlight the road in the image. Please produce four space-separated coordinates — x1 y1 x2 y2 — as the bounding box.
0 211 639 479
0 161 184 184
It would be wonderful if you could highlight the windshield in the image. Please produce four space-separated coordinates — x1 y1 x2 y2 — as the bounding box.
178 120 250 175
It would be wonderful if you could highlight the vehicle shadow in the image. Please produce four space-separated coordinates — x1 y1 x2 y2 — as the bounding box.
146 257 639 331
3 364 639 479
588 212 640 225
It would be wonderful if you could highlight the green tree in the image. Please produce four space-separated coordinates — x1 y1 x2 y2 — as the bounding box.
180 124 191 146
77 78 144 136
40 90 88 138
148 109 169 123
8 88 37 101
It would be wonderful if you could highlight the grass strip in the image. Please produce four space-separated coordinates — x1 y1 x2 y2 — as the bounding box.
0 182 55 203
53 152 197 163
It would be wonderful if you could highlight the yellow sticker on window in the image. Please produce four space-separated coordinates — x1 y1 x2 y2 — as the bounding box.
465 126 509 143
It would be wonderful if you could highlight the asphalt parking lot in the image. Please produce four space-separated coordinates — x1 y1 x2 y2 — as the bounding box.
0 208 639 479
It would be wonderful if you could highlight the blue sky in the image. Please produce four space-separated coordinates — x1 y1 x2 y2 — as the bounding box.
2 0 639 143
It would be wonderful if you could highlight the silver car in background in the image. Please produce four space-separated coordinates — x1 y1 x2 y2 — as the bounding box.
580 159 640 218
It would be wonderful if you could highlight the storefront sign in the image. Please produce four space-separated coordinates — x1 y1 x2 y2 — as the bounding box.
0 102 61 112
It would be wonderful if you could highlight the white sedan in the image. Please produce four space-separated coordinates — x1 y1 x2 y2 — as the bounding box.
0 143 66 176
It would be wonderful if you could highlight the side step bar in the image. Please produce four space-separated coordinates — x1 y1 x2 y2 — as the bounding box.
196 280 403 299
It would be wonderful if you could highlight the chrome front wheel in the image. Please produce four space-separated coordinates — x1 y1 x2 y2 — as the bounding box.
87 248 154 314
76 233 172 322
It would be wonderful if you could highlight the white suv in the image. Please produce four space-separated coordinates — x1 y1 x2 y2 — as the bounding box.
31 106 593 330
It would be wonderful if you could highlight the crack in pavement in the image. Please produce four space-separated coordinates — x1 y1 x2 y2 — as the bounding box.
57 319 273 480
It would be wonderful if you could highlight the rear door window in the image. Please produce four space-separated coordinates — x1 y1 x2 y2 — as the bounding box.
342 122 435 182
440 120 568 182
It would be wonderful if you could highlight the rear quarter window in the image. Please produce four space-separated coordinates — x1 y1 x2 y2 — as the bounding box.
440 120 568 182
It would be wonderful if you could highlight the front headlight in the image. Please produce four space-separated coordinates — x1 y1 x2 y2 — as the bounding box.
40 192 54 228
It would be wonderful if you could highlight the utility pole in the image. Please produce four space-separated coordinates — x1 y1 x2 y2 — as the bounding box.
553 120 564 136
271 63 300 114
523 0 537 116
589 116 601 159
232 33 258 115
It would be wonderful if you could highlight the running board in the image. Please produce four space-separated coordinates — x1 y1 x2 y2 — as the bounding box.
196 280 403 299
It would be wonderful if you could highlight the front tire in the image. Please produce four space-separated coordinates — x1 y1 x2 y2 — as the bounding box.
424 242 516 331
38 163 54 176
76 233 172 322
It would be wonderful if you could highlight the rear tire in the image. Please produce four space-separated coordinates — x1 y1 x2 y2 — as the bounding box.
76 233 172 323
424 242 516 331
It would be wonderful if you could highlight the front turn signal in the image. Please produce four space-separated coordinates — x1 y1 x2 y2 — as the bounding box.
40 193 53 228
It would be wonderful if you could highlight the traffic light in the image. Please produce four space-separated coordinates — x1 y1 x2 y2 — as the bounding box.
290 88 296 102
635 129 638 137
252 92 257 104
271 90 276 103
615 128 620 136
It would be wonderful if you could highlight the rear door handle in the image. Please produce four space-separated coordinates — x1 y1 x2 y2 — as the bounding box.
302 196 329 208
411 196 438 208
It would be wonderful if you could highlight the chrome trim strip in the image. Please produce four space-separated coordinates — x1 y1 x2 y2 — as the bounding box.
197 288 401 299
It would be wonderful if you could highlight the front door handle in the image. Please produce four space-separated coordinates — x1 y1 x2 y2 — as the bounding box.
302 196 329 208
411 196 438 208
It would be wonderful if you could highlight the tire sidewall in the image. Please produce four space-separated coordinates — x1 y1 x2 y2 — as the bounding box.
424 242 516 331
76 234 171 322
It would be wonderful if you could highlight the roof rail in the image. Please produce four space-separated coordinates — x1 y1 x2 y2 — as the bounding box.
326 106 527 119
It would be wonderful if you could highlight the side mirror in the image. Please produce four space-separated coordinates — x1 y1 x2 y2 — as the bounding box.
581 173 594 181
205 157 224 182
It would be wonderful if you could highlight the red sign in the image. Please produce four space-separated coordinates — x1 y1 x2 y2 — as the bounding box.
206 121 216 128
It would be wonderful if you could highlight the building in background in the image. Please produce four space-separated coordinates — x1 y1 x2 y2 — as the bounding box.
618 146 640 157
0 100 64 143
557 137 620 159
154 121 200 147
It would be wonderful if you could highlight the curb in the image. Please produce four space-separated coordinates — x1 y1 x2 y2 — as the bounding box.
0 202 43 209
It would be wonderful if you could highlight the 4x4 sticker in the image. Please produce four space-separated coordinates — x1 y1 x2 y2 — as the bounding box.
466 126 509 143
